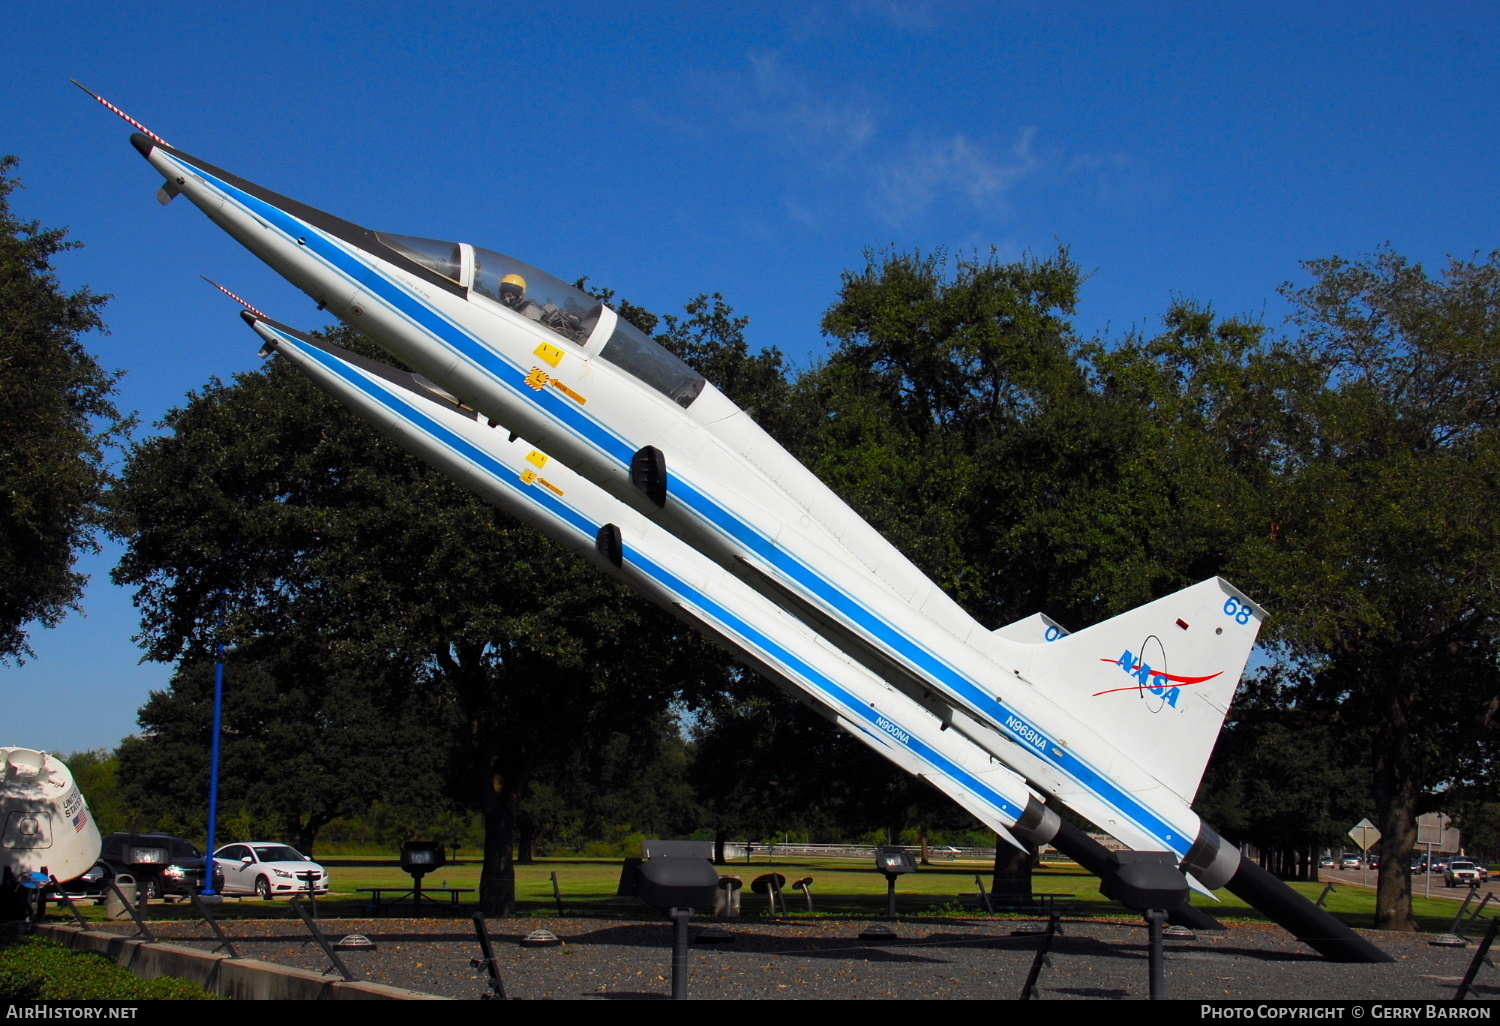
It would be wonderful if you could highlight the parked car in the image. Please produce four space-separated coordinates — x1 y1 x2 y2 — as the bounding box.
44 860 114 904
1444 860 1483 888
212 842 329 899
99 833 223 899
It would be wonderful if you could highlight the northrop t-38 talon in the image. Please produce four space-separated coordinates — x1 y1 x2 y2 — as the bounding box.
88 86 1386 960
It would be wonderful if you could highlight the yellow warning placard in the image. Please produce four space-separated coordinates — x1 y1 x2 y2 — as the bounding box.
534 342 564 368
550 379 587 404
526 450 549 469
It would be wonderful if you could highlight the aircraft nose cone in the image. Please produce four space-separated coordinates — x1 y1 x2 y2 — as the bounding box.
130 132 156 158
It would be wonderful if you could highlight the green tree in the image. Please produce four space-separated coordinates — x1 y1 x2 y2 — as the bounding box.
59 749 143 836
806 248 1272 625
811 249 1292 893
688 676 981 856
1450 802 1500 864
807 246 1089 607
1194 667 1374 881
524 714 699 857
110 326 732 913
1243 249 1500 930
1046 302 1285 618
116 637 447 854
0 156 128 661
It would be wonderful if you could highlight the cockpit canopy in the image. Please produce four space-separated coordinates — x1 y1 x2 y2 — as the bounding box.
378 233 462 284
597 317 706 408
472 246 601 344
376 232 705 408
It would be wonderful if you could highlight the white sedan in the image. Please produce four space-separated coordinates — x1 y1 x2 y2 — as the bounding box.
212 842 329 899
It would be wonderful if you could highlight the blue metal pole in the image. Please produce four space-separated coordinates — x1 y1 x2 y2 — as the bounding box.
203 614 225 896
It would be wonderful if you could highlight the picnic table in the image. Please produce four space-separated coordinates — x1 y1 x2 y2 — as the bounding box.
962 890 1076 914
356 887 474 916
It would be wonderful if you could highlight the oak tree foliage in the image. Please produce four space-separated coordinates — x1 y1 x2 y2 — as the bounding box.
0 156 128 662
110 326 731 911
1240 250 1500 929
106 233 1500 935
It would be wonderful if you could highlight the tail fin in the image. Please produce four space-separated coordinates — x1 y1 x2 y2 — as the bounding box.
1016 578 1264 805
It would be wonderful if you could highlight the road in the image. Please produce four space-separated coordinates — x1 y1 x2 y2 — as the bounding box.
1317 864 1499 904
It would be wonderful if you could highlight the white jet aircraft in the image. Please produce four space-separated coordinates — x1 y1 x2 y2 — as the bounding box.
83 85 1386 960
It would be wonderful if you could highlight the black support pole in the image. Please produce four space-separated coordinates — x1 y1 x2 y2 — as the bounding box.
1145 909 1168 1000
670 907 693 1000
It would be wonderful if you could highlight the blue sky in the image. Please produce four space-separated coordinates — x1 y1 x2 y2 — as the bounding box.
5 1 1499 754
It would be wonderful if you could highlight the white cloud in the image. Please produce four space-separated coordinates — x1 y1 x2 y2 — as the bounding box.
692 53 1087 233
744 52 878 156
871 127 1039 223
1064 150 1171 210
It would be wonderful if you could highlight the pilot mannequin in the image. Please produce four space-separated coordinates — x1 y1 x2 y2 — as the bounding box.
499 272 527 308
499 272 546 322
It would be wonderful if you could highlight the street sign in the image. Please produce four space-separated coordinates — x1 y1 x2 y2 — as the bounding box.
1349 818 1380 852
1417 813 1460 851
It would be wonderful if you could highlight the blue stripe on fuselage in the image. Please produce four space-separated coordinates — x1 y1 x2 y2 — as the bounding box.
283 333 1023 826
187 154 1187 856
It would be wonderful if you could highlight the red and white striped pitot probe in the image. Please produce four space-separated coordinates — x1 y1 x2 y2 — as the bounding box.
72 80 169 147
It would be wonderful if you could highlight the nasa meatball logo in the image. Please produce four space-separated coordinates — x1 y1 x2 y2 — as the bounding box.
1094 635 1222 713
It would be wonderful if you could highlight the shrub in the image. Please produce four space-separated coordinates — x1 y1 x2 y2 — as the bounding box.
0 932 222 1001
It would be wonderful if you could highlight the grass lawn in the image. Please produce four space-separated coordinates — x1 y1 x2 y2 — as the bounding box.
43 855 1478 934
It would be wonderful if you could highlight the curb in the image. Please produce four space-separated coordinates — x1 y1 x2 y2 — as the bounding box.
32 923 448 1000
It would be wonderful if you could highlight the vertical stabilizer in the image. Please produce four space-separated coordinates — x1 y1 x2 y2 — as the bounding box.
1012 578 1264 804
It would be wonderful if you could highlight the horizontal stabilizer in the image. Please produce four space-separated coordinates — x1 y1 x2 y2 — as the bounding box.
991 611 1069 645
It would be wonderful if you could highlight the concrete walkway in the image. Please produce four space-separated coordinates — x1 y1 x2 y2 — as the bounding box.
53 914 1500 1001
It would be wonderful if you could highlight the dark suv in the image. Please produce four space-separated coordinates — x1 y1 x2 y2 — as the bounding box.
99 833 223 899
